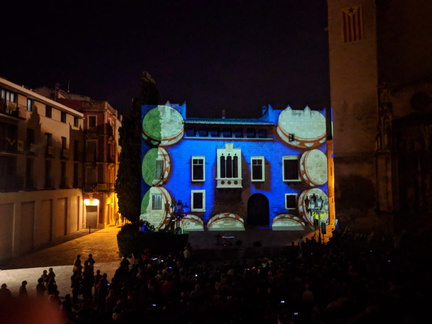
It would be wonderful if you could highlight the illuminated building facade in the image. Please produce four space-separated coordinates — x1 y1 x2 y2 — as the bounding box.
140 103 335 235
35 87 122 229
0 77 85 261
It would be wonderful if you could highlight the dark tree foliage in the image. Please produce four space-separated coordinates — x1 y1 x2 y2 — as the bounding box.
116 72 159 223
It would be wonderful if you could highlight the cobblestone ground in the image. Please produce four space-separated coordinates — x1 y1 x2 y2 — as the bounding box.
0 226 122 298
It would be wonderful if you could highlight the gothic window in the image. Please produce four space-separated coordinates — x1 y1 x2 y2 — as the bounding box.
217 143 242 188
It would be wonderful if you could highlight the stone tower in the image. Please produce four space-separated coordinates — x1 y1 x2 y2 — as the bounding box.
327 0 432 232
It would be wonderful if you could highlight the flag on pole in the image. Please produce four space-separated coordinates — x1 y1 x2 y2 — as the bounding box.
342 6 363 42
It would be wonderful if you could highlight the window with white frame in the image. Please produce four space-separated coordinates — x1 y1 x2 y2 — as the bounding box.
285 193 297 210
282 155 300 182
191 156 205 181
251 156 265 182
191 190 205 212
152 193 162 210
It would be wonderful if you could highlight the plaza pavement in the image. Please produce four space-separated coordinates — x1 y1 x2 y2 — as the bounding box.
0 226 122 298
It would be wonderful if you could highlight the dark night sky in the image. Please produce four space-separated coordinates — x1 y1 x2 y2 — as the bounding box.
0 0 329 118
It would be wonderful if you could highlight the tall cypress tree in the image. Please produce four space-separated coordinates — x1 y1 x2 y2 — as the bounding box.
116 72 159 223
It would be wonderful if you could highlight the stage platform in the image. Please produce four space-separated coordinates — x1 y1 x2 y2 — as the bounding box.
185 226 334 262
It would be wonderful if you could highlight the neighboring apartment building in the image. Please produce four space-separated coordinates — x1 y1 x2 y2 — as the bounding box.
35 87 122 229
327 0 432 233
140 103 335 238
0 77 85 261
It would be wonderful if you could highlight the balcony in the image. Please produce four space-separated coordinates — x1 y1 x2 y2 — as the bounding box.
83 182 114 192
44 178 55 190
0 100 21 118
0 174 23 192
25 176 37 190
60 177 69 189
46 146 55 157
96 183 108 191
0 138 18 153
61 149 69 159
27 143 38 155
216 178 243 189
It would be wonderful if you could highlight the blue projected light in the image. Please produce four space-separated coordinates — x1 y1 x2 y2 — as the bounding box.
140 104 334 233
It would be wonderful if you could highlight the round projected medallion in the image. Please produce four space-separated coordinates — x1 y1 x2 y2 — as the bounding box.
298 188 329 225
299 149 328 186
140 187 173 230
142 147 171 186
142 105 184 146
277 106 326 149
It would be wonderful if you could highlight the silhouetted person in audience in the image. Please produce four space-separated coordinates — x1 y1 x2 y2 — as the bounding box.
18 280 28 298
73 254 83 275
86 253 96 272
0 283 12 301
36 277 47 297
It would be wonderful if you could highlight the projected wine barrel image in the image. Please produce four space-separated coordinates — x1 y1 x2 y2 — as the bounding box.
141 187 174 230
298 188 329 225
142 105 184 146
299 149 328 186
277 106 326 149
142 147 171 186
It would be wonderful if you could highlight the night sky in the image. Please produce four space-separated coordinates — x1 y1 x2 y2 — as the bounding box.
0 0 329 118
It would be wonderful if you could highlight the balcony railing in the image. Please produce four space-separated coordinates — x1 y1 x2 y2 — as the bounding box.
0 138 18 153
27 143 37 155
61 149 69 159
60 177 69 189
44 177 55 190
83 182 115 192
46 146 55 157
0 174 23 192
25 176 37 190
0 100 21 118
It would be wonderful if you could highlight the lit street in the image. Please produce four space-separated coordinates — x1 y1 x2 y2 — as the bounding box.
0 226 122 298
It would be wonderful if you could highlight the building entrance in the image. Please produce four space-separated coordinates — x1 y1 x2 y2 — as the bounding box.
247 193 269 227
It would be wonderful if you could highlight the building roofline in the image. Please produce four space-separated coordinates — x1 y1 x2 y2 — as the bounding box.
0 77 84 118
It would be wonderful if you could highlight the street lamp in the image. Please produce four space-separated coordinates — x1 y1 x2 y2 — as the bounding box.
171 200 188 234
305 194 326 243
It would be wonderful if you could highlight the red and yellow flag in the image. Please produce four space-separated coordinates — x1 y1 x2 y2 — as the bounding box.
342 6 364 42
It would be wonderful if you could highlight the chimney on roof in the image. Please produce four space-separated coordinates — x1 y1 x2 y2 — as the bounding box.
222 109 226 119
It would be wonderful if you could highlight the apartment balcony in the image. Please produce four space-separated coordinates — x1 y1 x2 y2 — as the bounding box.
83 182 114 193
0 139 18 153
0 174 23 192
96 183 108 191
25 176 37 191
26 143 38 155
0 100 22 119
44 177 55 190
61 149 69 160
60 177 69 189
46 146 55 157
85 123 114 137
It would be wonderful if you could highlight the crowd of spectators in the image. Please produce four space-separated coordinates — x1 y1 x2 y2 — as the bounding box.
0 226 429 324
